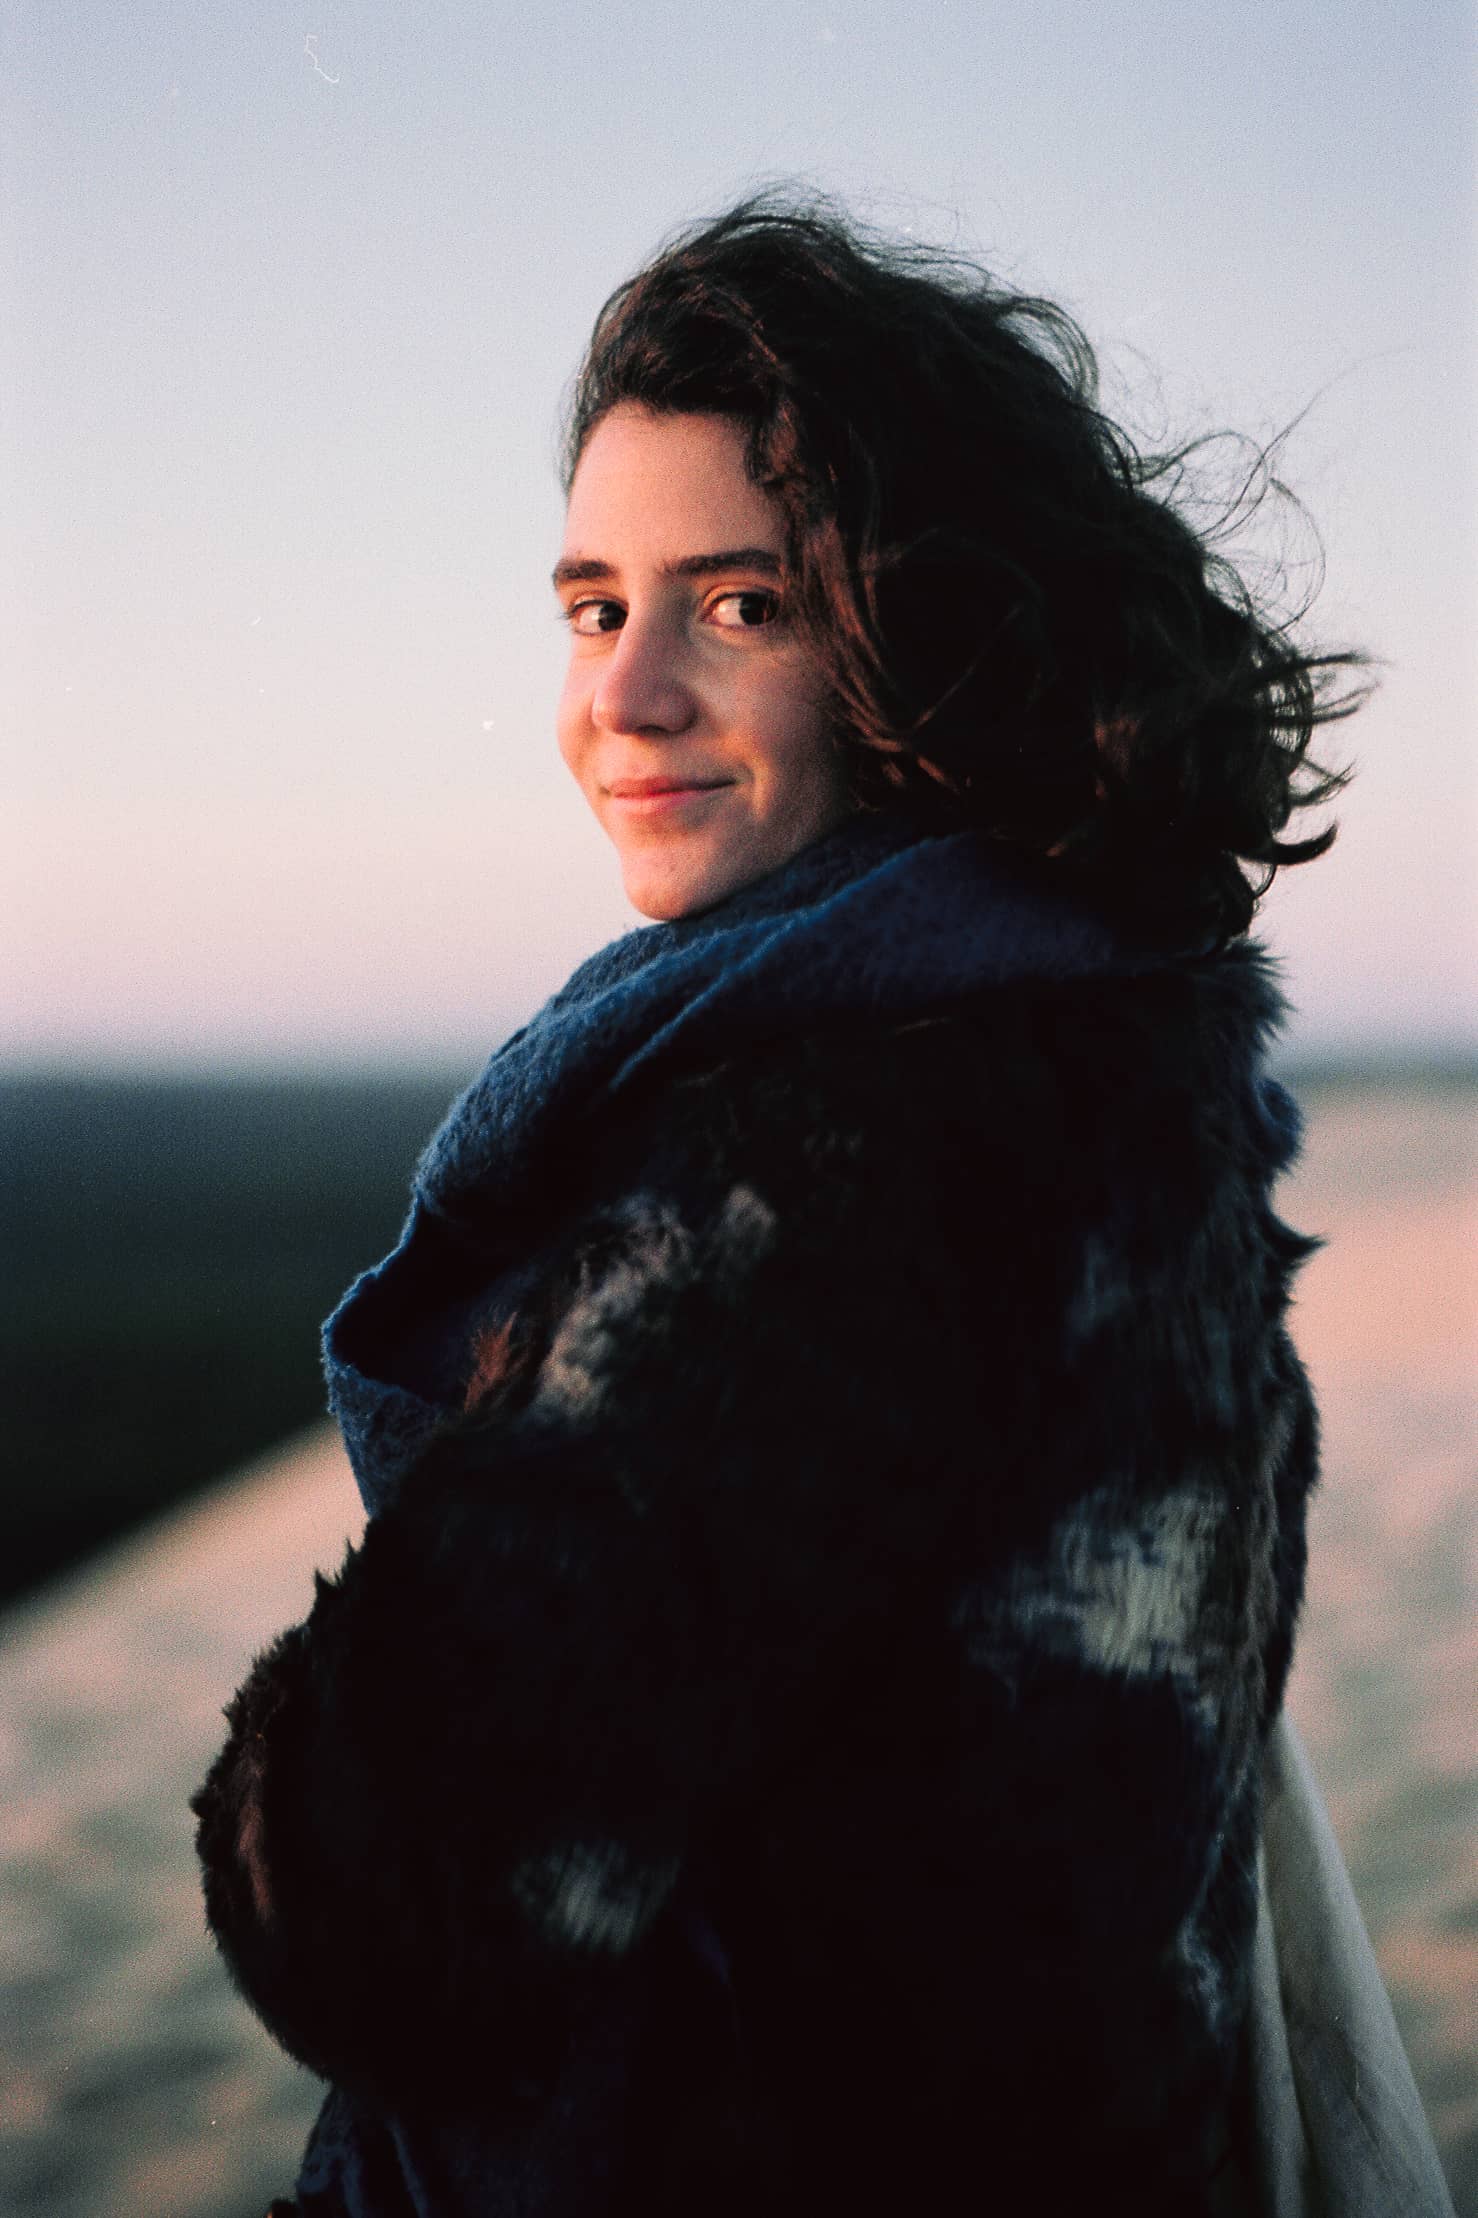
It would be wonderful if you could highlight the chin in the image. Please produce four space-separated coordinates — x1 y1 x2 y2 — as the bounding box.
614 805 855 922
617 837 757 922
623 866 727 923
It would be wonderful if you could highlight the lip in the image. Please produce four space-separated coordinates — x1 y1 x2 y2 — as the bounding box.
605 777 735 815
606 776 733 798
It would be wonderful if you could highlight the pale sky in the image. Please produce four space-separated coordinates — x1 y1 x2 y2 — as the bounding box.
4 0 1475 1067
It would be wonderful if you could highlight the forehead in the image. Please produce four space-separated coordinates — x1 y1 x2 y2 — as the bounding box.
560 406 782 561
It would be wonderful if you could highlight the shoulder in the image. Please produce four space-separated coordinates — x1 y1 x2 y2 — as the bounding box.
578 936 1289 1230
471 943 1304 1484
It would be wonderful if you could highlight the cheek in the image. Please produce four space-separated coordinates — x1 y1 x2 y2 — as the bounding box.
754 680 836 794
555 674 589 782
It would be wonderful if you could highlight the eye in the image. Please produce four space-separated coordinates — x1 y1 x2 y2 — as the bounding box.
561 598 625 636
708 589 781 630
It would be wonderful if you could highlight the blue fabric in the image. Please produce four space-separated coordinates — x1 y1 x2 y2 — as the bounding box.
322 810 1302 1519
414 812 1147 1212
322 812 1181 1517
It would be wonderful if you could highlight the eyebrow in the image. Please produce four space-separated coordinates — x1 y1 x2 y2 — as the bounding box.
551 546 783 591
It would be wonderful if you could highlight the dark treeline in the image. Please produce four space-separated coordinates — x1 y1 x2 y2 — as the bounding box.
2 1073 471 1610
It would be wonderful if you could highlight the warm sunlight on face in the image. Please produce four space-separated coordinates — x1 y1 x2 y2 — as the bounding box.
554 406 855 920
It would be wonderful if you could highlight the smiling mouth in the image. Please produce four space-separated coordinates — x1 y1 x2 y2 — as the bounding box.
606 777 733 799
605 778 734 817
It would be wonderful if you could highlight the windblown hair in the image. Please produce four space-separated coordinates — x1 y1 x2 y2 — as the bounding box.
563 192 1367 945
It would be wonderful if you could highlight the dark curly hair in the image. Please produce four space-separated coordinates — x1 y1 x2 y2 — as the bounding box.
562 191 1367 946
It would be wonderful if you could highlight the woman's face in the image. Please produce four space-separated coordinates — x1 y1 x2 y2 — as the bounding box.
555 405 855 920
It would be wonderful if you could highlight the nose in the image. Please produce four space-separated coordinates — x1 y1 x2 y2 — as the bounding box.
590 611 697 738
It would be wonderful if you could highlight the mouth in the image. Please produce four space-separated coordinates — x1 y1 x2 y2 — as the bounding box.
606 776 733 798
605 777 735 817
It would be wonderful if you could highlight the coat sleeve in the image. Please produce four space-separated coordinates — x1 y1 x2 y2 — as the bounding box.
191 1003 1316 2158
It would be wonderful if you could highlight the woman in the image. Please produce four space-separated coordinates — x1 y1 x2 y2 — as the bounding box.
194 196 1364 2216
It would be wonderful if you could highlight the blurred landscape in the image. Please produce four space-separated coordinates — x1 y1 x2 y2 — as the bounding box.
1 1071 470 1606
1 1064 1474 2215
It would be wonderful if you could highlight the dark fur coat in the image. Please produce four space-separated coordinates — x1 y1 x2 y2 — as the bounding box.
194 940 1317 2217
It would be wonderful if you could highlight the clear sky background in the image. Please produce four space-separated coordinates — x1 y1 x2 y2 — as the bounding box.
4 0 1474 1068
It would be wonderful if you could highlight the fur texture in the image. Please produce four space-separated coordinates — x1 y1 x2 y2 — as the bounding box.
193 945 1317 2216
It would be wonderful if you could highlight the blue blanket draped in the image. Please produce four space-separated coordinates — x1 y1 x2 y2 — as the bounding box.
322 812 1289 1517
